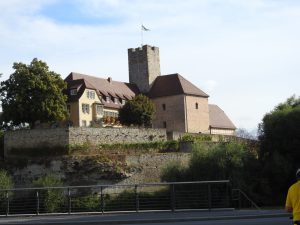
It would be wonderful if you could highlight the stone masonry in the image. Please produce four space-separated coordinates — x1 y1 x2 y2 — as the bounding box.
4 127 167 156
128 45 161 93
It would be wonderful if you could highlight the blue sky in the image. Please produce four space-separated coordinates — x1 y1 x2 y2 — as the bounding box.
0 0 299 132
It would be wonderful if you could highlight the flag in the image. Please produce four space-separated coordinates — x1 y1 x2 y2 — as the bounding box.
141 25 150 31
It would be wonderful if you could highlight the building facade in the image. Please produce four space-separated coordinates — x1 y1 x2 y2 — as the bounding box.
65 45 236 135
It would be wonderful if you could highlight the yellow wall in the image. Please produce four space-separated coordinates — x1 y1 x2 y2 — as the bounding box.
78 89 101 127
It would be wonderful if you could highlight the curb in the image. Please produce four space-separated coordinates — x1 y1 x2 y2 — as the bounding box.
2 212 289 225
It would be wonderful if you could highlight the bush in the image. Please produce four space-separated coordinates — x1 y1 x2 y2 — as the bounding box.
181 134 212 142
161 141 262 204
71 193 100 211
33 175 65 213
0 170 13 200
161 161 187 182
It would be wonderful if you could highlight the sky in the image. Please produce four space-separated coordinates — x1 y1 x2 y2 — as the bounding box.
0 0 299 133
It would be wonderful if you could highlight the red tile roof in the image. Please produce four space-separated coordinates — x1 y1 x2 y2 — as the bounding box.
65 72 140 109
209 104 236 130
148 73 209 98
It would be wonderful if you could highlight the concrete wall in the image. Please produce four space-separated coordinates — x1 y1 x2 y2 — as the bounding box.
4 127 167 156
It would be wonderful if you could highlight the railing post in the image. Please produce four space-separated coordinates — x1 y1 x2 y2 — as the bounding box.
135 185 139 213
36 190 39 215
6 191 9 216
208 184 212 211
68 188 71 214
170 184 175 212
238 190 241 210
100 186 104 214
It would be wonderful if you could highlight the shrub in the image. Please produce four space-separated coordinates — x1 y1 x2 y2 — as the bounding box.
181 134 212 142
161 161 187 182
0 170 13 201
33 175 65 213
72 193 100 211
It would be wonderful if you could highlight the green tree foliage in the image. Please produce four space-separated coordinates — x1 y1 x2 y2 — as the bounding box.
33 175 65 213
161 142 261 201
258 95 300 201
119 94 155 127
0 58 68 128
0 170 13 202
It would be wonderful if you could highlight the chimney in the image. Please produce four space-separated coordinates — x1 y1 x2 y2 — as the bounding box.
107 77 112 83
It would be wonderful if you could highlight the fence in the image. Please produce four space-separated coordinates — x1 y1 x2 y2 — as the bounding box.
0 180 236 216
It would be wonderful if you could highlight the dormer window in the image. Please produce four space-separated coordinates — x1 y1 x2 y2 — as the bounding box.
113 97 118 104
70 89 77 95
122 99 126 105
106 96 110 103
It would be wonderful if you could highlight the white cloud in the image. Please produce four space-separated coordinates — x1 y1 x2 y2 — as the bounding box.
0 0 299 130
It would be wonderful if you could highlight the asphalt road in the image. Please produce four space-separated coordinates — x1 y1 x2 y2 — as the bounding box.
0 210 290 225
123 217 291 225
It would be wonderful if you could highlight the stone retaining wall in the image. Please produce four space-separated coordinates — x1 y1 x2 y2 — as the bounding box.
68 127 166 145
4 127 167 156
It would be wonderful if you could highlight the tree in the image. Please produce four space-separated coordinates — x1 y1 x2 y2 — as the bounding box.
119 94 155 127
259 95 300 160
236 128 257 140
258 95 300 203
0 58 68 128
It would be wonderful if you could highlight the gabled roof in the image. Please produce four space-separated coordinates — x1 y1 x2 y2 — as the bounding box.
209 104 236 130
148 73 209 98
65 72 140 109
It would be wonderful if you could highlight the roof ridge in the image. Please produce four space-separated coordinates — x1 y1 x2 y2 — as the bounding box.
71 72 132 85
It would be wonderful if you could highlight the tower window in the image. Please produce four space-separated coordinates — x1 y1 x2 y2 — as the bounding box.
195 103 198 109
163 121 167 128
162 104 166 111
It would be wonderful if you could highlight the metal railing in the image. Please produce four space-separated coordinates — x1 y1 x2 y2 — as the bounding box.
232 189 261 210
0 180 233 216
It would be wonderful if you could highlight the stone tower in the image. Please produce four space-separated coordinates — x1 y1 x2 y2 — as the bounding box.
128 45 161 93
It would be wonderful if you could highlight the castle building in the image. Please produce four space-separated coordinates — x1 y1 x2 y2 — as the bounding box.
65 45 236 135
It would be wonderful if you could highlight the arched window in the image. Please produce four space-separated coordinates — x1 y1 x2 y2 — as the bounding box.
195 103 199 109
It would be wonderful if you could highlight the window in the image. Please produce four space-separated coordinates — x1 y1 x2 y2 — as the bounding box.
96 105 103 115
195 103 198 109
104 110 118 118
122 99 126 105
163 121 167 128
113 97 118 104
82 104 90 114
87 90 95 99
106 96 110 103
70 89 77 95
162 104 166 111
82 120 87 127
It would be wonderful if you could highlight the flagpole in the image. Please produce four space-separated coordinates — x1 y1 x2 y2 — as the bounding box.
140 24 150 47
141 25 143 47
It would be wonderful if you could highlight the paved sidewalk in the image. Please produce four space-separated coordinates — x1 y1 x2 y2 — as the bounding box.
0 209 290 224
